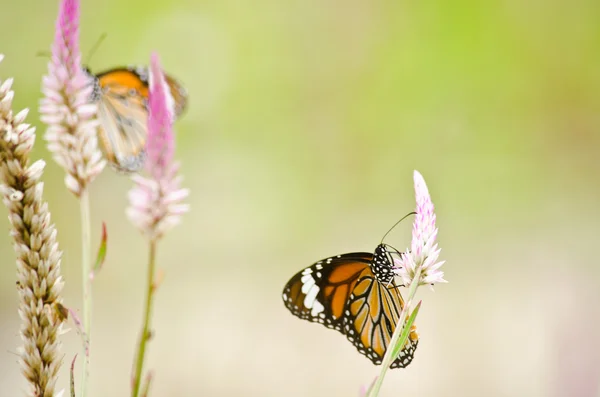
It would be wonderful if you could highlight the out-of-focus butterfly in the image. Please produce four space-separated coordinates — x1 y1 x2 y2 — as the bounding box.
282 243 419 368
85 65 188 173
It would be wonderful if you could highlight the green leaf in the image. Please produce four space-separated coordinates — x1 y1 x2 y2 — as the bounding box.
90 222 107 280
390 300 422 360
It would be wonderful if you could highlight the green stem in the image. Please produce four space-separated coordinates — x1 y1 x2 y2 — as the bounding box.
132 241 157 397
80 189 92 397
369 266 422 397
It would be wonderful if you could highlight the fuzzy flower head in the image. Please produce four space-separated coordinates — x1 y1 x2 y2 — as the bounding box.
395 170 446 286
127 53 189 241
39 0 105 196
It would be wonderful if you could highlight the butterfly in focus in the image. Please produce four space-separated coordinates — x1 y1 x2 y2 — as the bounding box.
85 65 188 173
282 243 419 368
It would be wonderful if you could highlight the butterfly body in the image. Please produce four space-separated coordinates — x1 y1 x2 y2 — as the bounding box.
283 244 419 368
86 66 187 173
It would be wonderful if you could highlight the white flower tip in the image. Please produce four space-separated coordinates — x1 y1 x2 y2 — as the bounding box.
12 191 23 201
413 169 430 195
76 103 97 119
1 78 14 94
64 174 82 196
14 108 30 124
28 160 46 180
0 54 4 64
0 184 24 201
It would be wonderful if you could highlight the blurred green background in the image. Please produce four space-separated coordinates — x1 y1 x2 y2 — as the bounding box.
1 0 600 396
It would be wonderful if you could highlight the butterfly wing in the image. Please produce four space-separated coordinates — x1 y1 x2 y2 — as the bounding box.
97 66 188 115
283 247 419 368
164 73 188 117
344 271 419 368
92 67 188 173
283 252 374 332
95 69 148 172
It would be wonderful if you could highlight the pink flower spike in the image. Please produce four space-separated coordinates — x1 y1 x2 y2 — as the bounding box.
127 53 189 241
145 53 174 180
394 170 447 287
39 0 105 196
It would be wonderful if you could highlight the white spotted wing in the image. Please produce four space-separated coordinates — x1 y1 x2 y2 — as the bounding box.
282 244 419 368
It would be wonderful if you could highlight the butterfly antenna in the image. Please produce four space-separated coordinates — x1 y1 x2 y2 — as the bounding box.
380 211 417 244
383 243 402 257
85 32 107 66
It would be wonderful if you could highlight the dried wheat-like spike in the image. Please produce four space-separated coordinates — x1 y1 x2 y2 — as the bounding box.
0 55 66 397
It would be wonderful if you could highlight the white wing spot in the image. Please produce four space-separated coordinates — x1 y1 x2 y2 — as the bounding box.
311 299 325 316
300 274 315 294
304 284 320 309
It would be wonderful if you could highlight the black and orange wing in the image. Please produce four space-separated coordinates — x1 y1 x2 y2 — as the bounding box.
343 272 419 368
283 245 419 368
95 66 188 116
283 252 374 332
91 66 188 172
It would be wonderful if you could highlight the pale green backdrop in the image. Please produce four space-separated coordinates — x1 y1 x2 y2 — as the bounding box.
1 0 599 396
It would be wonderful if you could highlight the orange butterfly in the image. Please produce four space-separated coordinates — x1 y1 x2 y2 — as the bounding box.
86 66 187 173
283 244 419 368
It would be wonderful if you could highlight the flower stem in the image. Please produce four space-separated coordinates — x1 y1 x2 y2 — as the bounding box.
132 240 157 397
80 189 92 397
369 266 422 397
